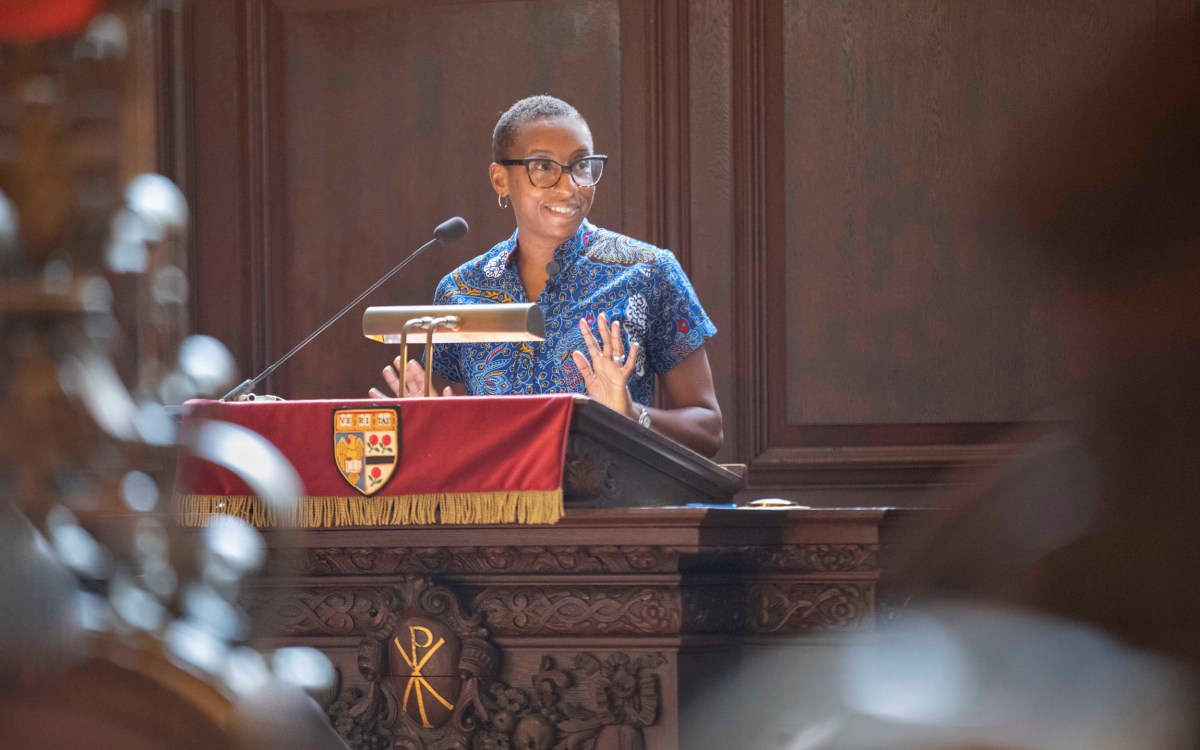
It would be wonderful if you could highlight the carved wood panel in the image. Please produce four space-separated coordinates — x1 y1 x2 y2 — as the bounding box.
271 543 878 577
732 0 1183 491
250 538 883 643
776 0 1149 426
318 578 674 750
242 507 886 749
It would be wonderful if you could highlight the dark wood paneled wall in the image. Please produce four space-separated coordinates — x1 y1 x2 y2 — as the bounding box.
169 0 1200 503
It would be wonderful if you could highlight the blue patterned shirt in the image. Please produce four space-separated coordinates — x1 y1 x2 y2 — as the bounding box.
428 221 716 406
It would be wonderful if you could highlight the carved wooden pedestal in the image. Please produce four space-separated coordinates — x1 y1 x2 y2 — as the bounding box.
248 508 884 750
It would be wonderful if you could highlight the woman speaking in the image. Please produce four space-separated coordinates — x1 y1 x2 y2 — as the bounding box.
372 96 722 457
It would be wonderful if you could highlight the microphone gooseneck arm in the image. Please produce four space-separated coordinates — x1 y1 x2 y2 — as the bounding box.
220 217 469 401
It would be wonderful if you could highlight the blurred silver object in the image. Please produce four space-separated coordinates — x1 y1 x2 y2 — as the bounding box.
688 600 1198 750
0 5 344 747
0 501 83 696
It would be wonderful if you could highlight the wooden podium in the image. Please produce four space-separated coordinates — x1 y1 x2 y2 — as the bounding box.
563 397 744 508
209 399 885 750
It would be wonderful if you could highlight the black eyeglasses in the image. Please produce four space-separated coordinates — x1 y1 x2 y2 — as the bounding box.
498 155 608 189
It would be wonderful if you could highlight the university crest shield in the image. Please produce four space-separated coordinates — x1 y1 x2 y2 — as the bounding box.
333 407 400 496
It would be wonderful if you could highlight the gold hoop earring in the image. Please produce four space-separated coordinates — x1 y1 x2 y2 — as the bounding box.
498 194 510 209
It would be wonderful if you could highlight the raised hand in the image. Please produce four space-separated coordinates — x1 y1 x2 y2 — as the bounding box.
570 312 640 416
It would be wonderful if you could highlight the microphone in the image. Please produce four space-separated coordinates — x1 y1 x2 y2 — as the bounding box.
219 216 470 401
434 216 468 243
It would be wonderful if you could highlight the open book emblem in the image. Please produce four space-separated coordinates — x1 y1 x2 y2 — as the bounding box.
333 407 400 496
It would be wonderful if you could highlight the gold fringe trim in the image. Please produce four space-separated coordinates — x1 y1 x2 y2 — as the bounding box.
174 491 563 528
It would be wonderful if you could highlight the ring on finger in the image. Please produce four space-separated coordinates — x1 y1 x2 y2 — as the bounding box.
613 354 627 365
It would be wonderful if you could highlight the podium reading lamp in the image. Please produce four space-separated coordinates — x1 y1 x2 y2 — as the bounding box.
363 304 545 396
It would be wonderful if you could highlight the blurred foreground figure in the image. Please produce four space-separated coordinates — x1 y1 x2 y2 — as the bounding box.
689 601 1195 750
0 3 345 748
834 603 1195 750
689 12 1200 750
901 9 1200 683
870 13 1200 748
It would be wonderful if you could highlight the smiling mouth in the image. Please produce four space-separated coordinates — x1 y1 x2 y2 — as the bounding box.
545 204 579 216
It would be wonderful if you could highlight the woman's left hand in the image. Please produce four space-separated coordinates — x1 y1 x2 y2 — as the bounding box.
571 312 640 416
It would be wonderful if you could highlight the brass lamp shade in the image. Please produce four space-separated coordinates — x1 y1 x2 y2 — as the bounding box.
362 303 545 344
363 304 545 397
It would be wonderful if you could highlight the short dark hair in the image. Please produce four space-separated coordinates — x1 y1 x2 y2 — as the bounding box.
492 95 591 162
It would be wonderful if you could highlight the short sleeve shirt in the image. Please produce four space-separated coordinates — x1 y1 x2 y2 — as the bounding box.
428 220 716 406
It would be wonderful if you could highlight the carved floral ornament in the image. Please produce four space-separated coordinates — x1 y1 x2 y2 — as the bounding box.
326 577 667 750
295 545 674 576
748 583 872 634
288 543 876 577
471 587 680 636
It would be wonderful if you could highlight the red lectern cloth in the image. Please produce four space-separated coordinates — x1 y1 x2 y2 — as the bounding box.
175 395 574 527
